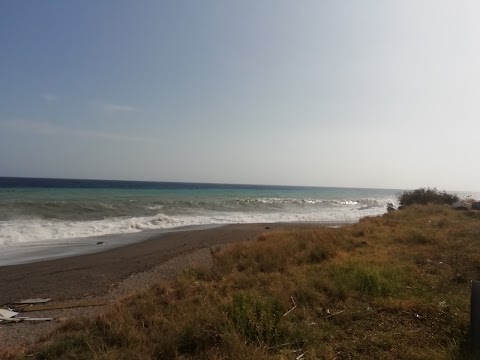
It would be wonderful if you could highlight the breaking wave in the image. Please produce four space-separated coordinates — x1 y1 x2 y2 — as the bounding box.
0 181 400 247
0 204 392 246
0 197 387 221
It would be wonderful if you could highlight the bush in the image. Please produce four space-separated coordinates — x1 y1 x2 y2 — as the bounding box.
386 202 395 212
398 188 458 208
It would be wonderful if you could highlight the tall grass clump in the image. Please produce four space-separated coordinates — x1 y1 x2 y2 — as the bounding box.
225 293 288 346
329 262 406 297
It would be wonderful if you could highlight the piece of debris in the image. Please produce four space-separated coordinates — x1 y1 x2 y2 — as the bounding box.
0 309 19 323
97 241 105 245
0 307 53 323
19 299 108 312
13 298 52 304
265 226 271 230
0 308 19 318
0 316 21 323
414 313 422 319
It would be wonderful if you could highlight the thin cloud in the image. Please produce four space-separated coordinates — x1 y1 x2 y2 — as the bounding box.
89 101 136 113
104 103 136 113
42 93 57 102
0 119 156 143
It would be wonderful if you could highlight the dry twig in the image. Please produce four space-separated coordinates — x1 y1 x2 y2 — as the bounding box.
296 351 307 359
283 296 297 317
326 309 345 318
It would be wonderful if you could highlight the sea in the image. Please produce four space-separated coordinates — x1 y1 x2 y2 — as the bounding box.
0 177 404 265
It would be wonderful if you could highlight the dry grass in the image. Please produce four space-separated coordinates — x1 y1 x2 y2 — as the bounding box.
9 205 480 359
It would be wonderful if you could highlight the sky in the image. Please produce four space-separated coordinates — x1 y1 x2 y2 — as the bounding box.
1 1 479 191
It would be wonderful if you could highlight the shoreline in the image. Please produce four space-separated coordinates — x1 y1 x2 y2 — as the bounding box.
0 222 329 306
0 221 354 267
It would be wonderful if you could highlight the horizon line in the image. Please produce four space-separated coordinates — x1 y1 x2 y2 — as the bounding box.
0 175 406 192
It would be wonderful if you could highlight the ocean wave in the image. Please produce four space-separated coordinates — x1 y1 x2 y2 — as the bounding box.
0 189 399 246
0 196 394 222
0 204 391 246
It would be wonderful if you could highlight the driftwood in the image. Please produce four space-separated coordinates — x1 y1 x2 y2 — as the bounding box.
16 317 54 322
0 316 21 323
19 299 108 312
0 316 53 323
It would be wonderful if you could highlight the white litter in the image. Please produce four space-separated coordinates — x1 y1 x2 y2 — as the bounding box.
0 309 18 318
0 307 53 323
14 298 52 304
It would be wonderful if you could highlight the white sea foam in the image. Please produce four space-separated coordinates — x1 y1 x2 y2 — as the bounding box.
146 205 164 210
0 204 390 247
226 198 387 208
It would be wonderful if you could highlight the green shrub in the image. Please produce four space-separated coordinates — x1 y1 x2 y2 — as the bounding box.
330 263 404 297
225 293 287 346
398 188 458 208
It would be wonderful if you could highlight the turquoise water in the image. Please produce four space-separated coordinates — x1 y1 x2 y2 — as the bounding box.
0 178 401 248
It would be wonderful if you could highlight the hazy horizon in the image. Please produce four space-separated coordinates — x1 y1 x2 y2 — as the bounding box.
2 175 475 194
4 175 407 189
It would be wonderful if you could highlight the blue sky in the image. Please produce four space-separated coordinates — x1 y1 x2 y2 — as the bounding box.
1 1 479 190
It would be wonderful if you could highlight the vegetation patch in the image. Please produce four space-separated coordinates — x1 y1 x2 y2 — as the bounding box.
329 262 406 297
